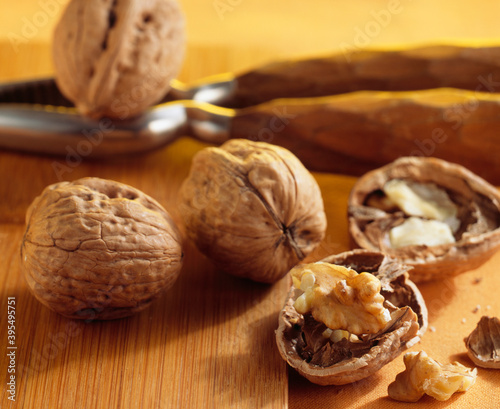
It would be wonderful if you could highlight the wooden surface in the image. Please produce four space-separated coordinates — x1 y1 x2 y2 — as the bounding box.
1 1 500 408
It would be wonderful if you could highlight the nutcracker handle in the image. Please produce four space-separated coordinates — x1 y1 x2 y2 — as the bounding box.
224 44 500 108
230 88 500 184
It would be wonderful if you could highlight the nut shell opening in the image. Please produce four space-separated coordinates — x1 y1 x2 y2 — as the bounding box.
275 249 427 385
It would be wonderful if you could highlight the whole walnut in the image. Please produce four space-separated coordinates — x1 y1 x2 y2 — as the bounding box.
179 139 327 283
52 0 185 119
21 177 183 320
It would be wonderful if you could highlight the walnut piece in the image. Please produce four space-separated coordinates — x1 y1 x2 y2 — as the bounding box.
389 216 456 248
21 177 183 320
53 0 185 119
349 157 500 282
384 179 460 231
291 262 391 335
464 316 500 369
276 250 427 385
388 351 477 402
179 139 327 283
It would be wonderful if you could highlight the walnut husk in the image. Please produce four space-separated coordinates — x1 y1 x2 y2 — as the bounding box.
464 316 500 369
348 157 500 282
275 250 427 385
21 177 183 320
52 0 185 119
179 139 327 283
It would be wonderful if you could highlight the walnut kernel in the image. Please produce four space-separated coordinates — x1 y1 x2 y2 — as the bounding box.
388 351 477 402
291 262 391 335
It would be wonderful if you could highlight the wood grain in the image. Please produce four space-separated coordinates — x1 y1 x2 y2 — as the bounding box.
0 224 290 408
0 43 292 409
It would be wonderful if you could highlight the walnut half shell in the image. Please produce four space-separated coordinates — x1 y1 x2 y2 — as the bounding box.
21 177 183 320
275 250 427 385
348 157 500 282
464 316 500 369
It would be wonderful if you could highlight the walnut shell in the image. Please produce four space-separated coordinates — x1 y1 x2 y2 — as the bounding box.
21 177 183 320
276 250 427 385
179 139 327 283
348 157 500 282
464 316 500 369
52 0 185 119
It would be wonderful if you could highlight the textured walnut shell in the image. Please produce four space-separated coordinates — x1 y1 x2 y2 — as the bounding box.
464 316 500 369
21 177 183 320
52 0 185 119
179 139 327 283
348 157 500 282
276 250 427 385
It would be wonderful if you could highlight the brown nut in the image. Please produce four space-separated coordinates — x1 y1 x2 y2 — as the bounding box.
52 0 185 119
290 263 392 335
464 316 500 369
348 156 500 282
20 177 183 320
276 250 427 385
179 139 327 283
388 351 477 402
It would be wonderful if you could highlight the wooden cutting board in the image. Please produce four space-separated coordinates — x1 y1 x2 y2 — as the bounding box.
0 41 296 408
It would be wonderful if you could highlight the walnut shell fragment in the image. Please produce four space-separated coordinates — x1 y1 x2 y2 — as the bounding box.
179 139 327 283
21 177 183 320
276 250 427 385
349 157 500 282
53 0 185 119
464 316 500 369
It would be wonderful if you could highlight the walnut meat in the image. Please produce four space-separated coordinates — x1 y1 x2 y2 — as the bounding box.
52 0 185 119
388 351 477 402
276 250 427 385
464 316 500 369
21 177 183 320
348 157 500 282
179 139 327 283
291 263 391 335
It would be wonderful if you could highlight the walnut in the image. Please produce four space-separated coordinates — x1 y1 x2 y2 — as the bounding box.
348 157 500 282
20 177 183 320
275 250 427 385
52 0 185 119
464 316 500 369
388 351 477 402
291 263 391 335
179 139 327 283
